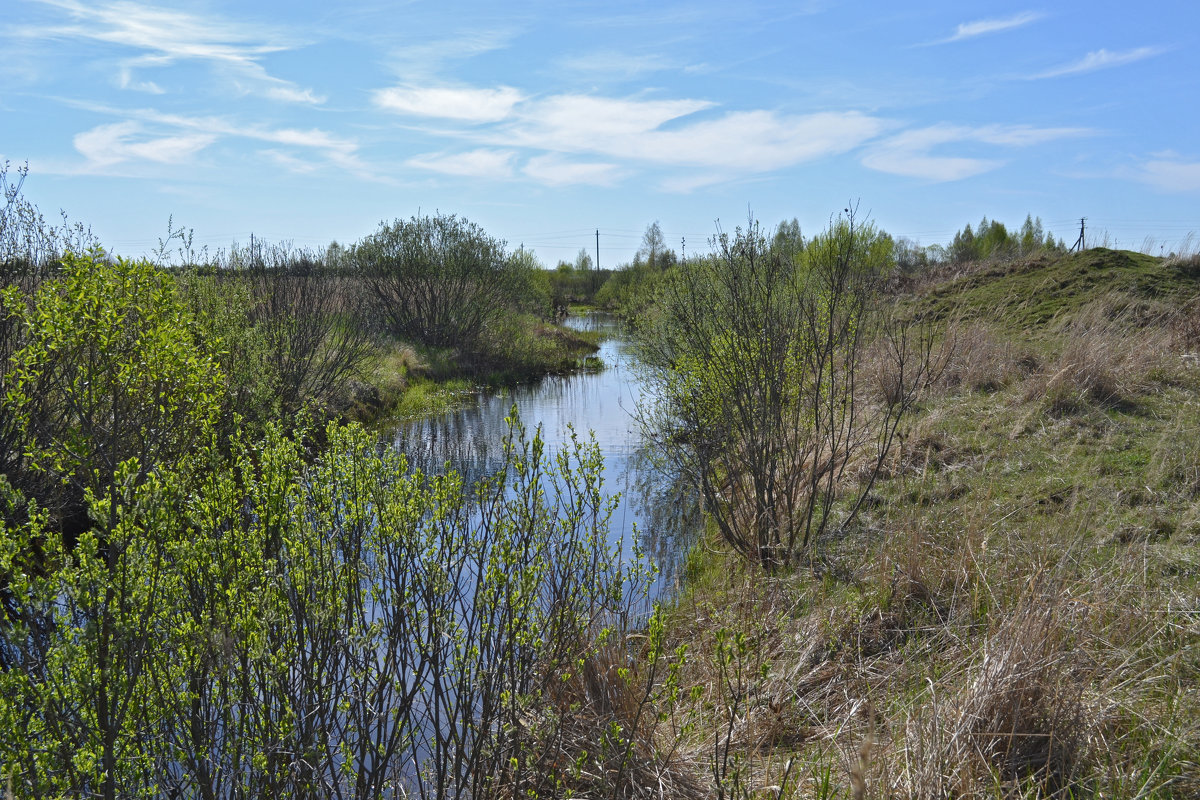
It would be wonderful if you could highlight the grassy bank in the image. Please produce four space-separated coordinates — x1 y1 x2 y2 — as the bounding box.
347 314 603 424
596 249 1200 799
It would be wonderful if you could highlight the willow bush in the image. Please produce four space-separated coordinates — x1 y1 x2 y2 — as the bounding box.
351 213 536 353
638 212 935 569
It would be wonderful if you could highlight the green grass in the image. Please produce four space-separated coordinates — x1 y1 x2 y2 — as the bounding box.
391 376 477 420
915 248 1200 334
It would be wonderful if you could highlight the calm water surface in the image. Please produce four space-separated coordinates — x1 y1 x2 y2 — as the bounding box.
385 312 697 598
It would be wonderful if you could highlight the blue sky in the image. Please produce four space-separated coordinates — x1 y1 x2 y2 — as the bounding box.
4 0 1198 266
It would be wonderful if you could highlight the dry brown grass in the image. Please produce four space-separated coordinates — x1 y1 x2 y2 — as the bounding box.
896 591 1089 798
645 455 1200 799
1023 299 1169 414
935 321 1037 395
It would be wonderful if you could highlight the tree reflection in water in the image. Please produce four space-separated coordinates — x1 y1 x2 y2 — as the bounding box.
386 311 700 601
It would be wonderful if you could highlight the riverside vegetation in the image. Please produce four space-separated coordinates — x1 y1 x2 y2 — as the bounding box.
2 160 1198 798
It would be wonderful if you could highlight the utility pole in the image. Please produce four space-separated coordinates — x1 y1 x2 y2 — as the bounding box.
1071 217 1087 252
594 229 600 292
681 236 686 264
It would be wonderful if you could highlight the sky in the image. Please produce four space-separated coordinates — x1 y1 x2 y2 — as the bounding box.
3 0 1199 267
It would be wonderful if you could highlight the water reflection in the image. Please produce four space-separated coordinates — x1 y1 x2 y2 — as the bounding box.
386 312 699 598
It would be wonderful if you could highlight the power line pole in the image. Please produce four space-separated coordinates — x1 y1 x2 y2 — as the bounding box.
1071 217 1087 252
594 228 600 292
681 236 686 264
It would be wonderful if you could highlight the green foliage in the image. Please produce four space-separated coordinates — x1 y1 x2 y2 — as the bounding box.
548 250 611 308
352 213 528 350
174 268 279 429
594 260 673 316
1 398 644 797
949 214 1063 264
178 239 379 425
5 251 222 497
770 217 804 262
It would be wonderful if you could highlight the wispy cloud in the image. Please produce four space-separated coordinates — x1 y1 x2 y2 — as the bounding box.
862 123 1089 181
406 148 516 179
1029 46 1166 79
498 98 886 176
73 121 215 169
522 155 625 187
1133 156 1200 193
373 86 525 122
556 50 677 81
385 29 519 81
21 0 323 103
374 81 889 188
58 103 370 177
927 11 1044 45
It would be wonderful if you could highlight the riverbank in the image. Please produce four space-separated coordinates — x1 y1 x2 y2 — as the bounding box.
588 248 1200 799
340 313 604 425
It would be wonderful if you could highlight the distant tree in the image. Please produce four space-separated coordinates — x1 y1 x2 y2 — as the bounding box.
894 236 929 274
636 221 668 269
976 218 1012 260
573 247 594 272
1018 215 1044 255
771 217 804 261
950 223 977 264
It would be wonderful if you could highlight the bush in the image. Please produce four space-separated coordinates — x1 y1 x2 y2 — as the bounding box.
352 213 529 351
4 251 222 502
638 212 934 568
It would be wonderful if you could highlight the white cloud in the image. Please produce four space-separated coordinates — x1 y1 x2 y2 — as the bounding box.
373 86 525 122
501 95 717 153
73 121 215 168
259 149 320 174
523 155 624 187
657 172 736 193
1029 46 1165 79
629 110 885 172
373 83 890 184
862 123 1089 181
24 0 322 103
499 97 884 174
62 105 371 177
1135 158 1200 193
407 149 516 179
262 86 324 104
931 11 1044 44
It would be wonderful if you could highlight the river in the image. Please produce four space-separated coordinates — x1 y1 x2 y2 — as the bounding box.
384 311 699 601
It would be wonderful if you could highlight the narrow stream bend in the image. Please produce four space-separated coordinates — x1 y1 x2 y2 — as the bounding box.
385 311 699 600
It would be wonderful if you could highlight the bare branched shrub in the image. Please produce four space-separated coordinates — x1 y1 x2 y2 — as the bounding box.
351 213 532 351
516 630 707 800
239 242 378 414
176 239 378 426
